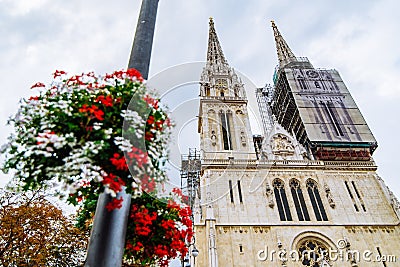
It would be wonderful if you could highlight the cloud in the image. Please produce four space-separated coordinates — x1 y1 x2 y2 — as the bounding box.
2 0 50 16
0 0 399 200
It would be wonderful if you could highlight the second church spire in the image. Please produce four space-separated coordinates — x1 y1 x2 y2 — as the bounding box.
271 20 296 68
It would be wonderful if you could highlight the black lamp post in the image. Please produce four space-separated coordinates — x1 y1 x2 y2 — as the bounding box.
84 1 160 266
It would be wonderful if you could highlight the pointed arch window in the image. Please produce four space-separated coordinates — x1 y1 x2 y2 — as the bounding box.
234 85 239 97
205 86 210 96
237 180 243 203
298 78 307 90
306 179 328 221
220 110 232 150
229 180 234 203
321 101 344 136
215 78 228 96
273 179 292 221
290 179 310 221
344 180 359 212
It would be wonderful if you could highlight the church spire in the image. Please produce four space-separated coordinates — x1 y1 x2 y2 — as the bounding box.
271 20 296 67
207 18 228 66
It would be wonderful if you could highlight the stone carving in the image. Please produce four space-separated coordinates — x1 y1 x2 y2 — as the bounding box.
211 130 217 146
276 238 287 266
265 182 274 208
324 183 336 208
240 131 246 147
271 134 294 155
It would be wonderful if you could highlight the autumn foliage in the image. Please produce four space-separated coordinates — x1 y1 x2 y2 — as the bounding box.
0 190 88 266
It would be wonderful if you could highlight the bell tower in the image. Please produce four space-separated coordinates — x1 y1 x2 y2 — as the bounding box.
198 18 256 161
193 20 400 267
269 21 377 160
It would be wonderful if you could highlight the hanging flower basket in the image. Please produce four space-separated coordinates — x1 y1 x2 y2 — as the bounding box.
1 69 171 224
2 69 193 266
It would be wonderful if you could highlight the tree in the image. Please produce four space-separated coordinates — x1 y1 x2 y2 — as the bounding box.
0 190 89 266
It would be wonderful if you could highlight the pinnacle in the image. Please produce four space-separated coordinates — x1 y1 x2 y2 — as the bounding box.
207 18 228 66
271 21 296 67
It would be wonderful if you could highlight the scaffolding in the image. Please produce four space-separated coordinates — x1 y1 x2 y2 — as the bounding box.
256 85 275 136
180 148 201 209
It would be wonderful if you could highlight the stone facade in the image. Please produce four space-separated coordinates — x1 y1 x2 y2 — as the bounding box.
190 19 400 267
194 162 400 266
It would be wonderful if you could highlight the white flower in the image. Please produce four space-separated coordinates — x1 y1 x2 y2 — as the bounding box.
104 128 113 139
93 122 103 130
121 109 144 124
104 187 117 198
114 137 132 152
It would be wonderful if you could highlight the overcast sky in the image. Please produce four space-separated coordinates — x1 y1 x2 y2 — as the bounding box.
1 0 399 204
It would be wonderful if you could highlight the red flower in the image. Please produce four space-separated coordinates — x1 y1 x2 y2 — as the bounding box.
130 205 157 236
167 200 180 210
85 71 95 78
181 216 192 228
126 68 143 81
112 70 124 79
79 104 104 121
133 242 143 252
92 105 104 121
105 197 123 211
161 219 175 230
154 245 169 258
144 95 159 109
179 206 192 218
79 104 89 113
30 82 45 89
155 120 164 130
147 115 155 125
67 75 85 85
145 132 154 141
126 147 148 168
87 82 99 89
95 95 114 107
110 153 128 171
53 70 66 78
136 225 152 236
29 96 39 101
172 187 183 196
102 173 125 194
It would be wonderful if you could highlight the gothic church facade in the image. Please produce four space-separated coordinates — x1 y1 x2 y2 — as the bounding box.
190 19 400 267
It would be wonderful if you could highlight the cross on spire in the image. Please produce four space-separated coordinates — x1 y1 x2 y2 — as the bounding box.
271 20 296 67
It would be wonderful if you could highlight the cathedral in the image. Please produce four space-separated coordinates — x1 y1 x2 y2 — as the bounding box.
185 18 400 267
